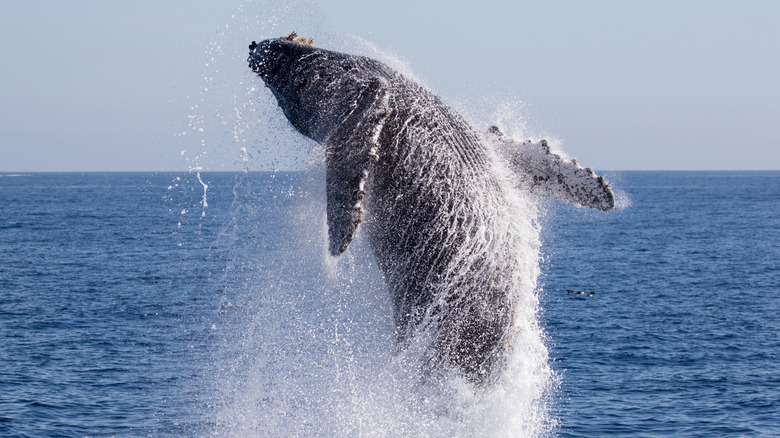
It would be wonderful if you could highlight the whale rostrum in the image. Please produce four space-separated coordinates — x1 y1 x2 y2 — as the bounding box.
248 36 614 384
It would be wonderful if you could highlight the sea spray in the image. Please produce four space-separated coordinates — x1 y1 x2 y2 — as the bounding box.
208 161 555 436
179 3 557 435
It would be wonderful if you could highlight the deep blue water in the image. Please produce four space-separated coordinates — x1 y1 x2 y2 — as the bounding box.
0 171 778 436
541 171 780 437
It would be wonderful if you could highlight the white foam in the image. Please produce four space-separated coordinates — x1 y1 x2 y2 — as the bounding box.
210 166 556 436
198 3 558 435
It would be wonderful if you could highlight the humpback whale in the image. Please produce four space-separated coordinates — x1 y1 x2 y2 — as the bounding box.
248 36 614 384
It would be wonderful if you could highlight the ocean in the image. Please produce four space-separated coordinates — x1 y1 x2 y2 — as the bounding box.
0 171 778 437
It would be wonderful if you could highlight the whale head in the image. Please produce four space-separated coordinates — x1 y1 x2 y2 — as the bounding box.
249 37 385 143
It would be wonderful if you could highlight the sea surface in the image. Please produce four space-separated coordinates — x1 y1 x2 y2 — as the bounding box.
0 171 778 437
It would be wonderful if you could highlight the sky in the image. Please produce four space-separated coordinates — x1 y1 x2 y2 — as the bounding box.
1 0 778 171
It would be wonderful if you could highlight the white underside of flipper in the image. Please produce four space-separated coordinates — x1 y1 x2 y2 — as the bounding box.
486 126 615 211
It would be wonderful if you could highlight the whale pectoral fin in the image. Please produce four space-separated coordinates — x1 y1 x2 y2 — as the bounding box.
487 126 615 211
325 80 390 256
325 154 368 256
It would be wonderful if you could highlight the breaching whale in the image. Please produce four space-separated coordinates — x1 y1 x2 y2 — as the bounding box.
248 35 614 384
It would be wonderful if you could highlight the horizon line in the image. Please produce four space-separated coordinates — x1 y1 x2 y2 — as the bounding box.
2 169 779 174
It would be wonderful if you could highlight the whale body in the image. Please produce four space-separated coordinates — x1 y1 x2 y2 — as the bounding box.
248 36 614 384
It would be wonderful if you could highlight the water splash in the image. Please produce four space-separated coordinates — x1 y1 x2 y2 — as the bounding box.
183 3 559 436
193 167 210 217
208 167 556 437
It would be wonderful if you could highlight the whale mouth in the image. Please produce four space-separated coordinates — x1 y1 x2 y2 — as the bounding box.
247 40 271 78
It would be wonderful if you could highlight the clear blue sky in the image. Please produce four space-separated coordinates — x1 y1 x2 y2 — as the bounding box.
1 0 778 171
